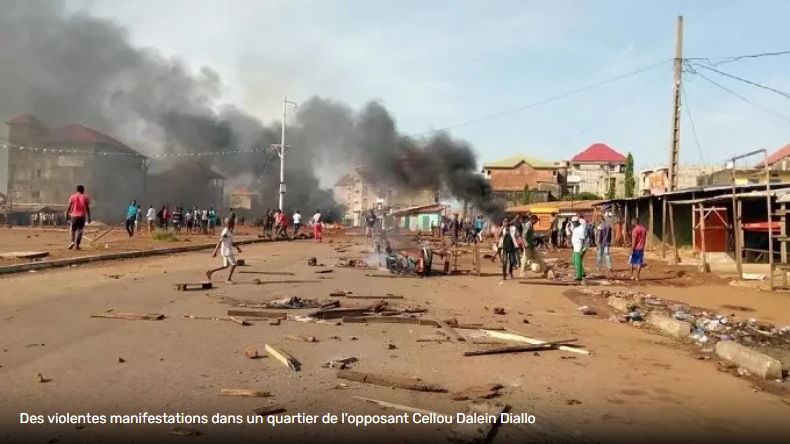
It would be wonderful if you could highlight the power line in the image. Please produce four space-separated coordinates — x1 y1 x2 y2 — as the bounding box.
689 69 790 125
686 50 790 67
407 59 671 138
558 66 671 147
0 140 273 158
688 62 790 101
680 84 705 164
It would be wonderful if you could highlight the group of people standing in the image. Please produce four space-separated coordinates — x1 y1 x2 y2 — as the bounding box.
125 203 231 237
493 214 547 282
439 214 486 247
261 208 325 242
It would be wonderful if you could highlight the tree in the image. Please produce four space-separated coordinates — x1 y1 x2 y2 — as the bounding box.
520 185 532 205
606 179 616 200
624 152 636 198
562 192 602 201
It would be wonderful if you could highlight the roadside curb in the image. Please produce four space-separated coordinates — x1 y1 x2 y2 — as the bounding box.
0 237 271 276
715 341 783 380
646 313 693 339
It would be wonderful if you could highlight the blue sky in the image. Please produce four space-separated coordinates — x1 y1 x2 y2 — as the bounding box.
76 0 790 176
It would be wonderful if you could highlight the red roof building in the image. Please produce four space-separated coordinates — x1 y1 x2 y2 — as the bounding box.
571 143 627 164
756 143 790 168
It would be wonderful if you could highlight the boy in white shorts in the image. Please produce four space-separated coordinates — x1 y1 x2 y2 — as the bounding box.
206 218 242 284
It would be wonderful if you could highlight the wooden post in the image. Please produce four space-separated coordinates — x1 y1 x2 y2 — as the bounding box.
473 245 481 276
781 203 787 287
734 198 743 280
669 203 680 265
699 204 708 272
623 203 630 247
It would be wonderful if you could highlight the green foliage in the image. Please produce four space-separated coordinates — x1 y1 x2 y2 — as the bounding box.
624 152 636 198
562 192 602 201
606 179 616 200
152 230 179 242
520 186 533 205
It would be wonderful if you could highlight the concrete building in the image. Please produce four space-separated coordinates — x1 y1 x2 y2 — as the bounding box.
481 155 567 205
333 165 437 227
4 113 147 222
147 160 225 210
391 203 445 232
228 187 256 210
639 164 724 196
567 143 626 197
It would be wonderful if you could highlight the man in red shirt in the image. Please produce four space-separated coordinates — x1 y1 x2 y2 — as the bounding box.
66 185 91 250
629 217 647 281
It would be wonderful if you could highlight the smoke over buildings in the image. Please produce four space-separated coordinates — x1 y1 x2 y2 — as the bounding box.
0 0 505 221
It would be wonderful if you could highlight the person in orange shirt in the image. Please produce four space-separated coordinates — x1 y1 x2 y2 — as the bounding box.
66 185 91 250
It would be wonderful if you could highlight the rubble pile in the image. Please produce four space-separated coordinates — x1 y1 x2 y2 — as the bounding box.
582 288 790 350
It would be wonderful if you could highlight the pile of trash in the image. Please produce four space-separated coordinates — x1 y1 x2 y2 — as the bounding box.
336 259 369 268
582 288 790 350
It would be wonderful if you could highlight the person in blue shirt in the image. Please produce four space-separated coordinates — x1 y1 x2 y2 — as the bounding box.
208 207 218 235
474 215 484 242
125 200 138 238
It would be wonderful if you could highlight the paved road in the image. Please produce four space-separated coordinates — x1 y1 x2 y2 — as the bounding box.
1 240 789 443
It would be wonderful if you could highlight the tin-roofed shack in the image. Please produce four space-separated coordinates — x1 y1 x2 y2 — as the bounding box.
506 200 602 233
595 183 790 276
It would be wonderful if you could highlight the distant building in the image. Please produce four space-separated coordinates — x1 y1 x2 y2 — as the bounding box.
4 113 147 222
639 165 724 196
567 143 626 197
391 203 445 232
147 160 225 209
755 143 790 171
333 165 437 227
228 187 256 210
481 155 567 205
696 143 790 187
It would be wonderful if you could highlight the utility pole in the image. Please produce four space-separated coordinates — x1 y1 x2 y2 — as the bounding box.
275 95 297 212
663 15 684 260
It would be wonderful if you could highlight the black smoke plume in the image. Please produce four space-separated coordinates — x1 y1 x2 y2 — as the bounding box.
0 0 505 222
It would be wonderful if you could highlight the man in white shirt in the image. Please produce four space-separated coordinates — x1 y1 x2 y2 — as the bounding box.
206 218 242 284
571 216 588 281
292 210 302 236
146 205 156 233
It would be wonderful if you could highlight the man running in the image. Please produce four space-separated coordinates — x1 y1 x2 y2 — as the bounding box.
66 185 91 250
206 218 242 284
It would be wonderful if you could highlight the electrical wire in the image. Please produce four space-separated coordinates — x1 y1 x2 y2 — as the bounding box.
688 69 790 125
406 59 671 138
558 66 671 147
687 62 790 101
686 50 790 67
680 84 705 164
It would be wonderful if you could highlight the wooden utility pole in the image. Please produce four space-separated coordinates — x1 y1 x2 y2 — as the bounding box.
662 15 684 259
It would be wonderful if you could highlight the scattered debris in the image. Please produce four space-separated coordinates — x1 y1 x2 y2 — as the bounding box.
117 357 126 363
0 251 49 260
566 399 582 405
285 334 318 343
336 370 446 392
240 271 295 276
314 269 333 274
251 406 286 416
265 344 300 372
36 373 50 383
450 384 504 401
463 339 577 357
307 257 318 266
183 314 251 326
245 345 260 359
91 312 165 321
227 310 288 319
322 357 358 369
268 318 281 326
493 307 506 315
219 389 270 398
354 396 440 416
173 282 212 291
25 343 45 348
107 274 122 279
436 318 467 342
169 428 202 437
577 306 598 316
386 343 397 350
481 329 590 355
448 401 508 444
331 293 404 300
252 278 261 285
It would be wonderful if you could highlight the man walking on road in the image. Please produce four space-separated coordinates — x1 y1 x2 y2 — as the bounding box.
146 205 156 233
571 216 587 281
125 200 138 237
293 210 302 236
66 185 91 250
206 217 242 284
630 218 647 281
595 215 613 274
521 214 547 278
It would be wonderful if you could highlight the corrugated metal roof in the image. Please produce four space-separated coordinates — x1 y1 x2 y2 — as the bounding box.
596 182 790 205
482 155 555 169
